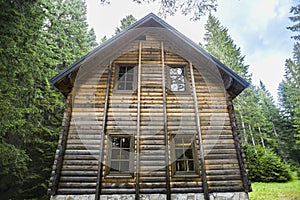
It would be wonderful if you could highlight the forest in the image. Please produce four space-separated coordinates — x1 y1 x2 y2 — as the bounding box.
0 0 299 199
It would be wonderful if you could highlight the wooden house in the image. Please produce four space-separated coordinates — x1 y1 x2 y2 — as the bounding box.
48 13 251 200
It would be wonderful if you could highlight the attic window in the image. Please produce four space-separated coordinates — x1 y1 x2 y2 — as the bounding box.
115 64 136 92
168 65 187 92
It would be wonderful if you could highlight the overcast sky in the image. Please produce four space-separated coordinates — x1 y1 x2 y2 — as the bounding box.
86 0 296 101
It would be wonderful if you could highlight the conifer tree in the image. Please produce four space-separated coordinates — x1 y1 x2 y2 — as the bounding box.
203 14 283 155
0 0 97 198
114 14 137 35
278 4 300 157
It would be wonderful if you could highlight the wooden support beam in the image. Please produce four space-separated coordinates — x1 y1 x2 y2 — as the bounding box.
161 42 171 200
189 62 210 200
226 95 251 193
95 62 113 200
48 94 73 196
135 41 142 200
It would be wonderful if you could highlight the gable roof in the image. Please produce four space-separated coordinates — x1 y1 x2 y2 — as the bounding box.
50 13 249 98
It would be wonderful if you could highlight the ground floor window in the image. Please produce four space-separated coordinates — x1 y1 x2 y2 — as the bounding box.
106 135 133 176
171 135 198 176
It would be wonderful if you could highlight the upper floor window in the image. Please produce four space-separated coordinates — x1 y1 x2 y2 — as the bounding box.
171 135 198 176
168 65 187 92
106 135 133 177
115 65 136 92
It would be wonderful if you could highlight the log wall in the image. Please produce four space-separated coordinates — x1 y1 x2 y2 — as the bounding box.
49 39 246 197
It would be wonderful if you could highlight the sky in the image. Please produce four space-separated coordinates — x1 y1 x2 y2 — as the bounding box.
86 0 296 101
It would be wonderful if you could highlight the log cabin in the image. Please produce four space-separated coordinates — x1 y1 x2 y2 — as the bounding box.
48 13 251 200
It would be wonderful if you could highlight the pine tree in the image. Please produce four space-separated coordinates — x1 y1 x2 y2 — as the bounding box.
204 14 251 81
0 0 97 198
279 4 300 146
203 14 297 169
114 14 137 35
0 1 45 198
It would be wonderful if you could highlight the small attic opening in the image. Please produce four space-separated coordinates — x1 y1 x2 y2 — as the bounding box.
135 35 146 40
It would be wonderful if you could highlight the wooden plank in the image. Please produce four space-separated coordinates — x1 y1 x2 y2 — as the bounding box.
161 42 171 200
95 64 112 200
189 62 209 200
48 94 73 196
226 95 251 192
135 41 142 200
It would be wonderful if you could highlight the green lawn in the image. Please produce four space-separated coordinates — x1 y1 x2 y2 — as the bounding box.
249 180 300 200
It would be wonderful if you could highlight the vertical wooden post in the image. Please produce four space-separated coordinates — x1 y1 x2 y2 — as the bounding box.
49 93 73 196
189 62 209 200
135 41 142 200
226 95 251 193
161 42 171 200
95 62 113 200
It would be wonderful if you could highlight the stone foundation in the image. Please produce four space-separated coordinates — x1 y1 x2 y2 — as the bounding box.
50 192 248 200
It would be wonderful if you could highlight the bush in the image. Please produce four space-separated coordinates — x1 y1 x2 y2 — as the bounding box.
243 144 292 182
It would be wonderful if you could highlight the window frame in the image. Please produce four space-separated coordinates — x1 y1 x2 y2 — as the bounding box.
105 135 134 178
113 63 137 93
166 64 189 93
171 134 199 177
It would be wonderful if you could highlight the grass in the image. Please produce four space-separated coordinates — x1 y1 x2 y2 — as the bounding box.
249 179 300 200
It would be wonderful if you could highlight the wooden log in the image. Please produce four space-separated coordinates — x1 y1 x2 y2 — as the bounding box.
226 95 251 192
57 188 96 194
190 62 209 200
48 94 73 196
171 188 204 193
207 186 244 193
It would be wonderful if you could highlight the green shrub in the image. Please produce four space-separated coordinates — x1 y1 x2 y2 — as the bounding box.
243 144 292 182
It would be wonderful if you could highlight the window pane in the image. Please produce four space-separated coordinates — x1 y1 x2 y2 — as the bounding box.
118 73 125 81
177 68 183 75
185 148 193 159
119 67 126 73
176 160 185 171
175 149 182 159
112 137 120 147
126 66 133 72
178 84 185 91
118 82 125 90
127 74 133 81
171 84 178 91
121 137 131 148
170 68 177 75
121 150 129 159
125 83 133 90
111 161 119 172
188 160 194 171
111 149 120 159
120 161 129 172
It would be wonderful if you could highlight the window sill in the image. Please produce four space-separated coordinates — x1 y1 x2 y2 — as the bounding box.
113 89 137 94
105 173 133 179
173 173 199 178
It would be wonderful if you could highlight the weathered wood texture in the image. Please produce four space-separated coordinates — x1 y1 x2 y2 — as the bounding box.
54 69 110 195
193 67 244 192
49 39 247 196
